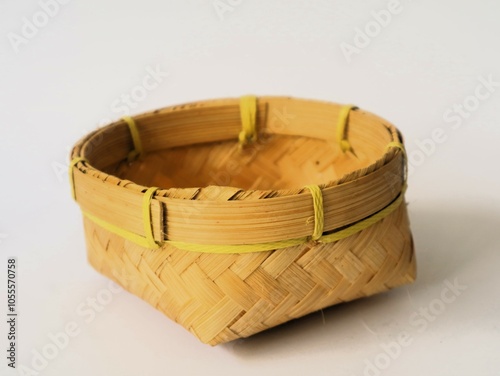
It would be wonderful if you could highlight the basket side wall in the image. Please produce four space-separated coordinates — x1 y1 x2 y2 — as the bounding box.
83 201 416 345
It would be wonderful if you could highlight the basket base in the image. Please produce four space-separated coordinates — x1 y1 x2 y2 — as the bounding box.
83 200 416 345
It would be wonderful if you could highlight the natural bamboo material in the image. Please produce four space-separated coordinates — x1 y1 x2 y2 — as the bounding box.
70 96 416 345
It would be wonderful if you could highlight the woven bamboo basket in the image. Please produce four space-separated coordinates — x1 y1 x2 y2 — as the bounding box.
69 96 416 345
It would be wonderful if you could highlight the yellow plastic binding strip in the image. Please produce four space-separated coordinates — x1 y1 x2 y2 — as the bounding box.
320 183 407 243
170 237 307 254
83 211 158 249
337 105 358 153
238 95 258 147
123 116 143 162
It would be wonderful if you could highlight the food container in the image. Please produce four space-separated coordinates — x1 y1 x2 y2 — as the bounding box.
69 96 416 345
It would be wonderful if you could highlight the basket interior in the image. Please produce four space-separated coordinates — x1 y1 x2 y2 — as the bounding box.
110 135 373 191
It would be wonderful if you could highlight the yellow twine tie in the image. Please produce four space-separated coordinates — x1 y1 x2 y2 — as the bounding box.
123 116 143 162
304 185 324 241
337 105 358 153
69 157 88 201
142 187 159 249
238 95 258 148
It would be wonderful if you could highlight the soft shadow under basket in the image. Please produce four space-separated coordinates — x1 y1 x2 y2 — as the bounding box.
69 96 416 345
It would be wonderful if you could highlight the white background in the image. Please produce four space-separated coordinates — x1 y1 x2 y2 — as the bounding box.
1 0 500 375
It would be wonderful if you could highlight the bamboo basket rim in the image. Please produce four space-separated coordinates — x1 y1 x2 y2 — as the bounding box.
69 96 406 249
71 96 403 198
